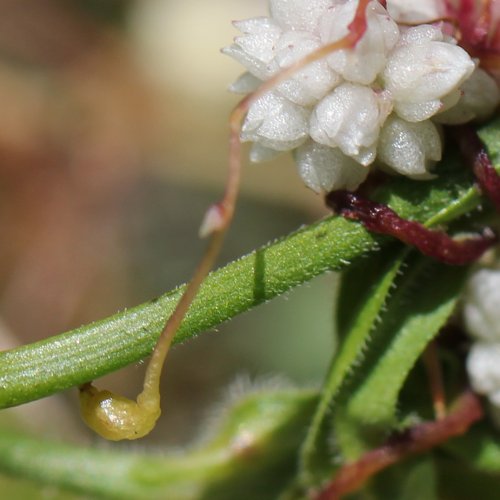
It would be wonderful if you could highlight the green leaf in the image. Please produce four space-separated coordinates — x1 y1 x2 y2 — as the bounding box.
479 118 500 166
296 116 500 485
294 117 500 491
333 255 468 459
298 251 468 488
298 247 409 483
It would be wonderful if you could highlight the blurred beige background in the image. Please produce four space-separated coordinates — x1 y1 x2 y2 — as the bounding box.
0 0 335 466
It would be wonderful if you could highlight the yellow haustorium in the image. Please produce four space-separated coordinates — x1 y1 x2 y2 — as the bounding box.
79 382 161 441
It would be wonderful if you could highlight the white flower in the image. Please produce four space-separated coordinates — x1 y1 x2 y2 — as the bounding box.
377 115 441 178
273 31 341 106
295 139 369 192
464 268 500 343
240 91 309 151
435 68 500 124
319 0 399 85
383 25 475 122
464 268 500 426
270 0 332 32
224 0 500 193
222 17 282 81
467 342 500 397
310 83 392 165
386 0 444 24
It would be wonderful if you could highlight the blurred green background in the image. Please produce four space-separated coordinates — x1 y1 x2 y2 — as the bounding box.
0 1 336 496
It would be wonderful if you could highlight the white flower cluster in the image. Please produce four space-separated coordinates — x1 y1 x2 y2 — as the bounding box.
224 0 500 193
464 268 500 425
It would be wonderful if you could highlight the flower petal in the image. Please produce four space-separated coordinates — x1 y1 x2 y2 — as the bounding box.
269 0 331 32
274 31 340 105
384 28 475 104
393 99 443 122
249 143 282 162
222 17 282 79
377 115 441 177
229 72 262 94
467 342 500 396
387 0 445 23
310 83 391 165
435 68 500 124
320 0 399 85
295 140 369 193
241 91 309 150
464 268 500 342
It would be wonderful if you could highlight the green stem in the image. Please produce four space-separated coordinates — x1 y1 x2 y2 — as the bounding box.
0 147 485 409
0 215 381 409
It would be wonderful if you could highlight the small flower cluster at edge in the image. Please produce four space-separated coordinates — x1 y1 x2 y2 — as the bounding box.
223 0 500 193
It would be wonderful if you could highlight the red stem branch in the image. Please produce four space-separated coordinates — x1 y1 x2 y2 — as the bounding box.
326 190 496 265
315 391 483 500
455 125 500 213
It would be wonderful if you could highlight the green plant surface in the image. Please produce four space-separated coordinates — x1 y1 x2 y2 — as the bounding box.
331 255 467 458
0 124 492 410
443 421 500 473
0 388 317 500
298 247 409 482
0 213 382 409
297 250 468 488
293 113 500 486
437 458 500 500
1 119 500 498
369 457 439 500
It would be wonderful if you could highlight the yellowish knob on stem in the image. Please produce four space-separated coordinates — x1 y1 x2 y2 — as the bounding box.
79 383 161 441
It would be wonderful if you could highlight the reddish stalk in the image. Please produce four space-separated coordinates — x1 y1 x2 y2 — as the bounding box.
315 391 483 500
326 190 496 265
422 341 447 420
455 125 500 212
